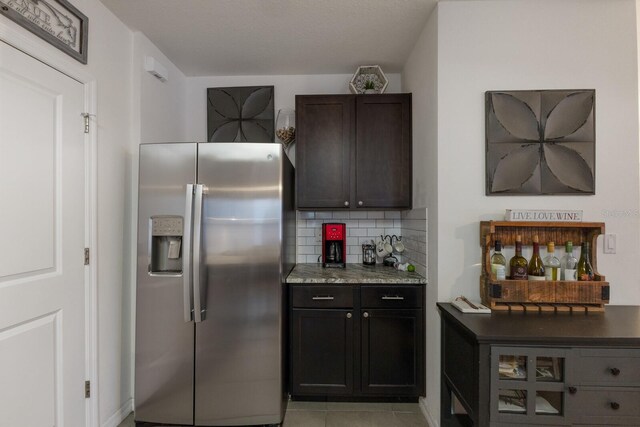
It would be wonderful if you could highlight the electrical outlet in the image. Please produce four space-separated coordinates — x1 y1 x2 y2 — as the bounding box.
604 234 616 254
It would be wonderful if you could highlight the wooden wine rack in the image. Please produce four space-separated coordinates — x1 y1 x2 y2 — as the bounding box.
480 221 609 312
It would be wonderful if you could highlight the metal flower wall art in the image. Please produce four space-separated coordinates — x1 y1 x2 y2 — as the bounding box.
207 86 274 142
485 90 595 195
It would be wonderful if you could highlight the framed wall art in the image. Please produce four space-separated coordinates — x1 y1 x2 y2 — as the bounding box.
486 90 595 195
207 86 274 143
0 0 88 64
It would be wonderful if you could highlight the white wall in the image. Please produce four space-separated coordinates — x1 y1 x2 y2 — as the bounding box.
404 0 640 424
127 30 189 420
133 32 189 144
402 5 438 424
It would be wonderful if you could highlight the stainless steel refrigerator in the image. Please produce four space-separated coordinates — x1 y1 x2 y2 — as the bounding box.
135 142 295 426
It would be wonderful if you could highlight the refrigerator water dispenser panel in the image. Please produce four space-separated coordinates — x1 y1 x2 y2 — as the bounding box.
150 216 183 274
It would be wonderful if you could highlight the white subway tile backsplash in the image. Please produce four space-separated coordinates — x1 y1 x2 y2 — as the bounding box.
346 254 359 264
376 219 394 228
298 246 316 255
347 237 359 246
306 255 320 263
299 229 315 238
359 219 376 228
297 211 315 219
403 218 427 231
367 228 381 237
315 211 333 219
349 211 369 219
359 237 375 245
295 209 427 275
384 228 401 237
349 228 368 237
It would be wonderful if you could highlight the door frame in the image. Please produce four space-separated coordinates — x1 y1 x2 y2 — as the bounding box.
0 21 99 427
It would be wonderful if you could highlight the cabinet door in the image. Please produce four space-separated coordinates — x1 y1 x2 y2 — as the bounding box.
355 94 412 209
361 308 424 396
291 308 354 396
490 346 570 425
295 95 355 209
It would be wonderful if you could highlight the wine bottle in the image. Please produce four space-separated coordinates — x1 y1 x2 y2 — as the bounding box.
577 242 595 281
560 241 578 280
491 239 507 280
509 235 528 280
543 242 560 281
528 235 546 281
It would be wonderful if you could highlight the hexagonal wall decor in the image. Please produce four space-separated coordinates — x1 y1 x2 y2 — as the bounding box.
486 90 595 195
349 65 389 94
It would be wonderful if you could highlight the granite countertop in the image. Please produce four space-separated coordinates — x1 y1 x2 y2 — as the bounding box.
286 263 427 285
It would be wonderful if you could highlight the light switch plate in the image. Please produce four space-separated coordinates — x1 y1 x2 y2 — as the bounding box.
604 234 616 254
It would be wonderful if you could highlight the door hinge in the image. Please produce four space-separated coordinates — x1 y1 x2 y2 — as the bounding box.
85 380 91 398
84 248 90 265
81 113 94 133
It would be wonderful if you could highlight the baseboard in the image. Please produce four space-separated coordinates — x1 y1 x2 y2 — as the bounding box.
419 397 439 427
102 398 133 427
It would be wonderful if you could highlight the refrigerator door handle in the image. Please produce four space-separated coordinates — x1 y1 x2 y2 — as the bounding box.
183 184 195 322
193 184 206 322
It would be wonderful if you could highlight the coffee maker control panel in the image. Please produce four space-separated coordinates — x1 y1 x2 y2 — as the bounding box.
325 225 344 240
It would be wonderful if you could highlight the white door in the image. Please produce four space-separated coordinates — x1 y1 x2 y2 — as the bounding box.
0 41 86 427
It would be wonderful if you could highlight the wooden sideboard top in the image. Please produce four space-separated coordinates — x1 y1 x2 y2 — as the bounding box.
437 303 640 346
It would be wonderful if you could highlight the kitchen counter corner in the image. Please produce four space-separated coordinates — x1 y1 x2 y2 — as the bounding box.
286 263 427 285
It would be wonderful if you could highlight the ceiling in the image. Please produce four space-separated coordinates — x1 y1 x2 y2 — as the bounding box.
100 0 438 77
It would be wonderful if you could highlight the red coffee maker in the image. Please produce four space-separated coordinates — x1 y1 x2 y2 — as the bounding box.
322 223 346 268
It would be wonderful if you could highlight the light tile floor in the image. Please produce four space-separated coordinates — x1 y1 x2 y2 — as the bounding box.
118 402 429 427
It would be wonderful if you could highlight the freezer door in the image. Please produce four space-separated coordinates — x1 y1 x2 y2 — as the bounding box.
135 143 196 425
195 143 284 426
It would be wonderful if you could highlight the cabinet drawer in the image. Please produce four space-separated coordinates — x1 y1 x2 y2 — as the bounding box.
570 387 640 425
361 286 422 308
292 285 353 308
574 348 640 386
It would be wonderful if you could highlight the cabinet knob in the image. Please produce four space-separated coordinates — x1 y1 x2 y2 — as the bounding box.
344 201 349 207
568 386 577 394
346 312 352 319
610 367 621 376
610 402 620 410
358 201 363 206
363 312 369 318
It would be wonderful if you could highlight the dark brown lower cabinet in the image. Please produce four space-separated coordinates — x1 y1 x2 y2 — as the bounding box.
290 284 424 400
291 308 354 396
361 309 424 396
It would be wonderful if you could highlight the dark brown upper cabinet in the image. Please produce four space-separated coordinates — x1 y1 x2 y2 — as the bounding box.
295 94 412 210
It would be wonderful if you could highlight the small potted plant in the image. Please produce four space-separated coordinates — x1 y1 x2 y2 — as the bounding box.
364 80 377 94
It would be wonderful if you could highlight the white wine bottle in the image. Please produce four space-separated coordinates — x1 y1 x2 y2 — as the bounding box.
560 241 578 280
543 242 560 281
491 239 507 280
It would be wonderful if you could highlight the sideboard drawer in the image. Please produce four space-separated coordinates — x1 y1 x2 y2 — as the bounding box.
573 349 640 386
292 285 354 308
570 387 640 425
